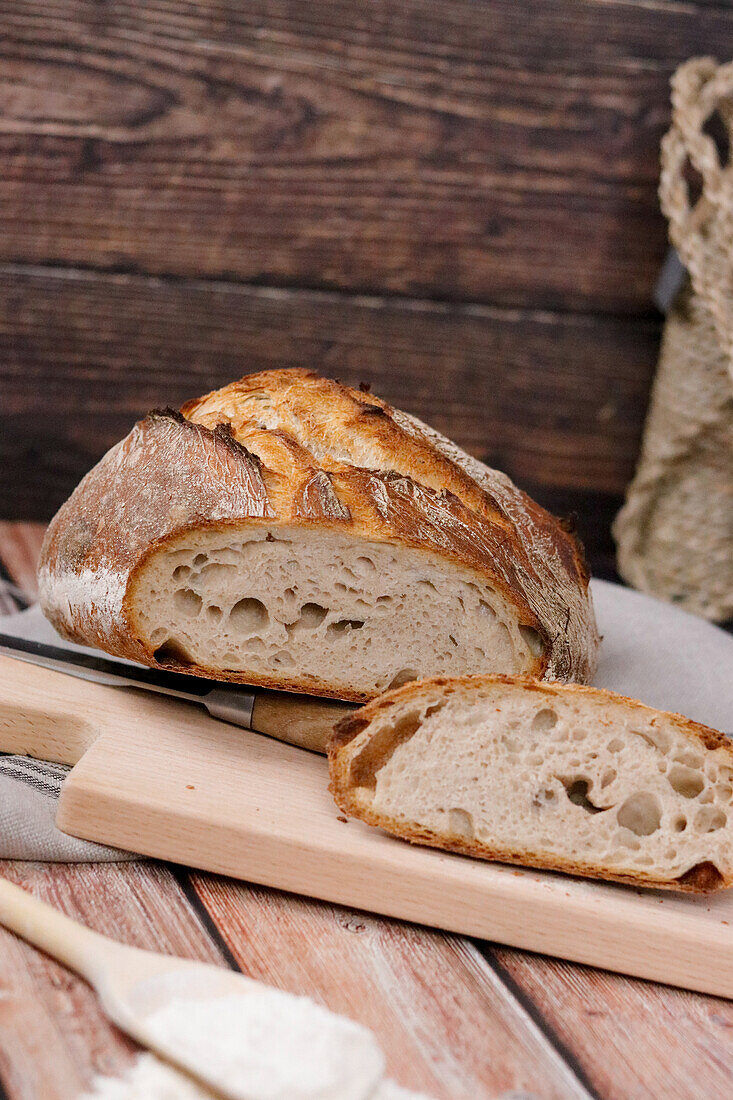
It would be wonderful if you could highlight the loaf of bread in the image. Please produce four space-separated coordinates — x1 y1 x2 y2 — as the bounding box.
38 370 598 701
329 675 733 891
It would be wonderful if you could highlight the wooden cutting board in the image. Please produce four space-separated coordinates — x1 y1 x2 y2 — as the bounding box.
5 654 733 999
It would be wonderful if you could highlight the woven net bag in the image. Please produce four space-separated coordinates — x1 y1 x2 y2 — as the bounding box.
614 57 733 622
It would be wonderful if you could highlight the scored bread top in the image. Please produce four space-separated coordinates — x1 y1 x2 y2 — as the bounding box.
39 369 599 684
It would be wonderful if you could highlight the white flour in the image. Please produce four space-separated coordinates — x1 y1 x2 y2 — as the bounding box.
82 1053 434 1100
141 987 384 1100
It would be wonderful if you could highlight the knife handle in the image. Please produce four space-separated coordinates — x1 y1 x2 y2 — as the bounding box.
249 690 357 755
204 684 355 754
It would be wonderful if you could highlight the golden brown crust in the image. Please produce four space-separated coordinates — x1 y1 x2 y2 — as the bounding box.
328 674 733 892
39 370 599 696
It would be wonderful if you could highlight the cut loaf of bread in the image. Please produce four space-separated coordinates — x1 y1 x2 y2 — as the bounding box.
38 370 598 702
329 676 733 891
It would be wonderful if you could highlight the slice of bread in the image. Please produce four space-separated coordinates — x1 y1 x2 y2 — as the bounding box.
329 675 733 891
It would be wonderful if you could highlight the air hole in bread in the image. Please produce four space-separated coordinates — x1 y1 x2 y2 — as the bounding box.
519 625 544 657
350 710 423 790
206 605 222 621
694 806 727 833
532 708 558 732
387 669 420 691
668 765 704 798
607 739 624 753
272 650 296 669
532 787 556 808
153 639 195 667
327 619 365 636
616 792 661 836
174 588 202 615
172 565 191 580
601 768 617 789
561 777 603 814
673 815 687 832
193 554 207 567
288 603 328 633
448 808 474 838
229 598 269 631
636 727 671 754
677 862 724 890
198 562 237 586
674 749 705 769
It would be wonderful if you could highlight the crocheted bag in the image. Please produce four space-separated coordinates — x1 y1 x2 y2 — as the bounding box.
614 57 733 622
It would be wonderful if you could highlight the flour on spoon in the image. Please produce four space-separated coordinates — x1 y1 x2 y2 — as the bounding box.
82 1053 434 1100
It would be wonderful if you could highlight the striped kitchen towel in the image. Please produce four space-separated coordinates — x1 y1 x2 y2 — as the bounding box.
0 752 135 861
0 573 135 861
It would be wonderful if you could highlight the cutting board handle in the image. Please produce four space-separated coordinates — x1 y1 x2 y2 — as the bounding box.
0 654 105 765
0 654 359 763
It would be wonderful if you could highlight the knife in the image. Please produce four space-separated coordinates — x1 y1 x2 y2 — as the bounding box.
0 605 355 754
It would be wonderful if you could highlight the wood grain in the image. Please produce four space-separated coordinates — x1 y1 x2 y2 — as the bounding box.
493 948 733 1100
0 1 730 310
190 875 590 1100
0 264 659 524
0 861 227 1100
0 522 46 596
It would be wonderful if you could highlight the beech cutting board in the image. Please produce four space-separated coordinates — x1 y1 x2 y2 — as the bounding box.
3 655 733 999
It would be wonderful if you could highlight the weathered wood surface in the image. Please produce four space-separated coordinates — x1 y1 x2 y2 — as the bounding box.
494 948 733 1100
0 522 45 598
190 875 589 1099
0 1 730 311
0 264 657 529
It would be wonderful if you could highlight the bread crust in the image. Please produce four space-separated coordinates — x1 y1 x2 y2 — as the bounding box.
39 370 599 698
328 674 733 892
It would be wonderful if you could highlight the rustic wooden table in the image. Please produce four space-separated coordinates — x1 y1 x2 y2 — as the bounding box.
1 522 732 1100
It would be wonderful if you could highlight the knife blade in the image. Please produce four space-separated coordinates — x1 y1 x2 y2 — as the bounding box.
0 604 357 753
0 617 255 728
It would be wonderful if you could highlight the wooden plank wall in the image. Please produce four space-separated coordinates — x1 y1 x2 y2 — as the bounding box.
1 1 731 573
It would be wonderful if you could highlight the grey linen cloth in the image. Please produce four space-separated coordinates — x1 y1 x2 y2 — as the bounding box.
0 753 136 861
0 579 135 860
0 578 731 862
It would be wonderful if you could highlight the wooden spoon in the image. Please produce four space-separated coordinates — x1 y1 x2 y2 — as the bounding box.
0 877 384 1100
